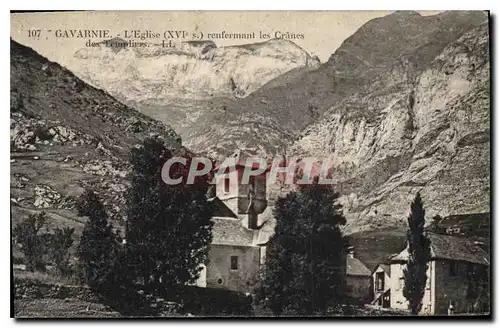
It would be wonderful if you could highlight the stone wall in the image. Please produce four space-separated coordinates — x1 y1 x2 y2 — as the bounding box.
346 275 372 303
14 278 99 303
205 244 261 293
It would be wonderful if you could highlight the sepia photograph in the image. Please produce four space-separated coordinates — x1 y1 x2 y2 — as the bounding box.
9 9 491 318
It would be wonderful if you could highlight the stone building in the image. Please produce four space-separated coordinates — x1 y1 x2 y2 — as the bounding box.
196 151 273 293
345 247 372 303
389 233 489 314
196 151 351 295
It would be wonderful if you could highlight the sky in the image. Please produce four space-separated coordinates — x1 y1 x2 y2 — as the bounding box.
11 11 442 65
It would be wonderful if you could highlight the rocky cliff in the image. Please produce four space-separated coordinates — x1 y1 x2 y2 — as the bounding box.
232 11 489 233
162 12 487 159
10 39 181 238
288 13 490 232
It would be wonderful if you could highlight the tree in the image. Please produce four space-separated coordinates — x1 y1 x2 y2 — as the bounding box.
124 137 213 292
46 227 75 276
403 192 431 315
261 181 346 315
13 212 48 271
76 189 117 288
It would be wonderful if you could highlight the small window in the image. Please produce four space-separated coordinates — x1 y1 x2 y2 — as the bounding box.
449 262 459 277
230 256 238 270
397 277 404 290
376 272 385 291
224 177 230 193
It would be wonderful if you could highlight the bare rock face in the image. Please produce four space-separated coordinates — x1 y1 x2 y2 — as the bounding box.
291 22 490 233
34 184 62 209
70 38 319 102
179 11 488 158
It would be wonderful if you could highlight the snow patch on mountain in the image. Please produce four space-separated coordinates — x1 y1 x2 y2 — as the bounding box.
70 38 320 102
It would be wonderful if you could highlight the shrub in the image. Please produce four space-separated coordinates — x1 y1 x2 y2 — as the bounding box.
13 212 48 271
124 138 213 292
46 227 75 276
76 189 117 289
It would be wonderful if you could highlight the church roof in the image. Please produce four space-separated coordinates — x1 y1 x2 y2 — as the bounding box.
391 233 489 265
211 217 256 246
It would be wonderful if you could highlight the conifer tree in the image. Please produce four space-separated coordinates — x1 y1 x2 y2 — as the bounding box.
47 227 75 276
76 189 117 288
262 181 346 315
13 212 48 271
124 137 212 292
403 192 431 315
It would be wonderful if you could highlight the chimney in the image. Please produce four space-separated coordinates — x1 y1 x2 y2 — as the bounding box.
347 246 355 259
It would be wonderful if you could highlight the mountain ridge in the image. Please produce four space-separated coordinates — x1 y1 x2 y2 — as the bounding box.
70 37 320 102
10 39 182 240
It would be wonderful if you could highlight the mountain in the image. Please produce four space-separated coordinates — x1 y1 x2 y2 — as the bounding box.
10 39 181 247
194 11 488 155
290 13 490 232
69 38 320 156
67 11 490 234
186 11 490 233
71 38 320 101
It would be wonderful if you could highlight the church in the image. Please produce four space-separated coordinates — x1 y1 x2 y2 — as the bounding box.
196 151 275 293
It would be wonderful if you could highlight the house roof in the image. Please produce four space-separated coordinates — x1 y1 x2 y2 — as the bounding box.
391 233 490 266
372 263 391 277
347 256 371 276
211 217 256 246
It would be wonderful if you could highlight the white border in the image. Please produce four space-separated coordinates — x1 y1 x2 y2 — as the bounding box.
3 1 497 327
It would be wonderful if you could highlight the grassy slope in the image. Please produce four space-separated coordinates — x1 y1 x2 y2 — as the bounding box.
14 299 121 318
10 38 181 244
10 40 184 301
347 229 407 271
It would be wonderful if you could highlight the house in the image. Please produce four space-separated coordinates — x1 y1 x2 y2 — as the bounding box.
345 247 372 303
372 263 391 308
389 233 490 315
196 151 271 293
427 212 490 250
